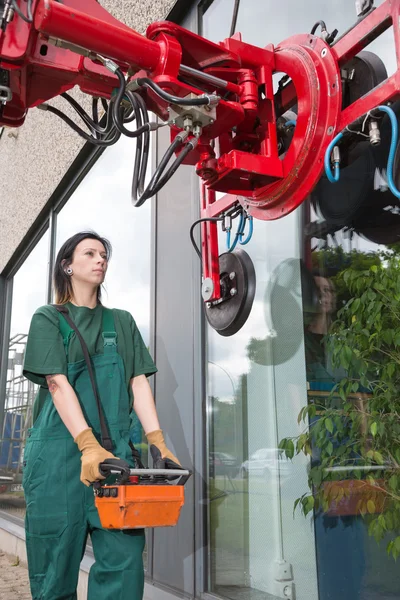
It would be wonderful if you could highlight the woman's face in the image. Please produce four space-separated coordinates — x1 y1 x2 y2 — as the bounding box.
68 238 108 287
314 276 336 314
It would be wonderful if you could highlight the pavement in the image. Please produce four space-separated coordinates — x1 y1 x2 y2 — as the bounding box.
0 551 31 599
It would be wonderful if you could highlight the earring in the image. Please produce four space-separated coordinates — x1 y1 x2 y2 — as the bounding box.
65 267 73 276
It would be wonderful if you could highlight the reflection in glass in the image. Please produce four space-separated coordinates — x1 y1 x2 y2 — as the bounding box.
1 231 49 518
207 211 316 600
203 0 400 599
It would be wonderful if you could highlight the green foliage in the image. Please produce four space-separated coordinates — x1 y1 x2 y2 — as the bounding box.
285 251 400 560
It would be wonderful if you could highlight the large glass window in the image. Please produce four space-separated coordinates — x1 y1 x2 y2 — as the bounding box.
0 231 49 518
56 133 152 345
203 2 400 600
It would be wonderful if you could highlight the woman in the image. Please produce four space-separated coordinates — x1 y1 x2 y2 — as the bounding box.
22 231 180 600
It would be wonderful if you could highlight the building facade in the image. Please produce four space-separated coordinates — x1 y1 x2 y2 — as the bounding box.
0 1 399 599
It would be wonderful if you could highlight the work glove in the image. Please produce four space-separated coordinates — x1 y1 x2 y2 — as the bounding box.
74 428 118 486
146 429 181 468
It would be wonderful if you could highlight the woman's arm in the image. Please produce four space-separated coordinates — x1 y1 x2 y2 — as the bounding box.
130 374 160 434
45 374 117 485
45 374 89 438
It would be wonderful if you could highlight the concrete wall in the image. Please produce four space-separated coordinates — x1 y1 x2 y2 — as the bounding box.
0 0 176 273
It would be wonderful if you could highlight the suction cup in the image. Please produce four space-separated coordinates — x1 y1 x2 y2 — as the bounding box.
205 249 256 337
248 259 319 366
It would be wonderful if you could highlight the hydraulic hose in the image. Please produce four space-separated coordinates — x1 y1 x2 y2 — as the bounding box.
151 137 199 195
112 69 149 138
132 134 184 207
12 0 33 22
127 91 150 200
135 77 219 106
38 104 122 147
190 217 224 260
376 105 400 199
324 132 343 183
61 92 114 136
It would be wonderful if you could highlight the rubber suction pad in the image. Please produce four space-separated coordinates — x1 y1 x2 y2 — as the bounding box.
205 249 256 337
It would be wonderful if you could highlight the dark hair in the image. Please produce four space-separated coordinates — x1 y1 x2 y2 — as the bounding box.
54 231 112 305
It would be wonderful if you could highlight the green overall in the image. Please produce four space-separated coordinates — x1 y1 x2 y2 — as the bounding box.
23 308 145 600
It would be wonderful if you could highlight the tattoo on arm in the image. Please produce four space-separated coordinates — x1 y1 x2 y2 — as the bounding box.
46 375 61 395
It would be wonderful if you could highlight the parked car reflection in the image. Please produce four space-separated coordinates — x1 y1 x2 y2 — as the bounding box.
240 448 291 480
209 452 240 478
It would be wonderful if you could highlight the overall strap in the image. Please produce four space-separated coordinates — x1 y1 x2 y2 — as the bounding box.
101 307 117 354
57 310 74 359
52 304 113 452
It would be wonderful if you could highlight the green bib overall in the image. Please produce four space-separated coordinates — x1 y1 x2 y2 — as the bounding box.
23 308 145 600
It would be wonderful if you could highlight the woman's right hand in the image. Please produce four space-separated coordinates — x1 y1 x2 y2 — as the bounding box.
74 428 118 486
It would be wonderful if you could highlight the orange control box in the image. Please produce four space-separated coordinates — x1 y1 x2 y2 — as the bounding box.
95 484 185 529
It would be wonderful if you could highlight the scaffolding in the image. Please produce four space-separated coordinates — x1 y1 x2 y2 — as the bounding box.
0 333 36 486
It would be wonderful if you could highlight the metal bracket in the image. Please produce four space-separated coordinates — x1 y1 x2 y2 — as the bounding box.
355 0 374 17
0 85 12 104
168 95 216 130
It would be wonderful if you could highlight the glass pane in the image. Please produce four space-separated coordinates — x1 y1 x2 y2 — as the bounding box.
55 132 153 566
204 0 395 76
56 134 152 347
203 1 399 599
207 213 316 600
1 231 49 518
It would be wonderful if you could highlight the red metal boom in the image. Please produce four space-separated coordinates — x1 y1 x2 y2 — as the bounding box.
0 0 399 301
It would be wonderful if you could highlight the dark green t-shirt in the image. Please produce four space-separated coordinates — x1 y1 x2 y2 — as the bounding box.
23 302 157 422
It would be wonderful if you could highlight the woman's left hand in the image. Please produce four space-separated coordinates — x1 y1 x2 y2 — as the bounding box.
146 429 181 467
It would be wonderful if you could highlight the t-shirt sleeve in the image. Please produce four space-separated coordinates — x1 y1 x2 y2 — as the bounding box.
23 306 68 387
129 314 157 379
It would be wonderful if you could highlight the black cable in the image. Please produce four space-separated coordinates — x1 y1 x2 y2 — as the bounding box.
190 217 224 260
111 69 130 136
91 98 99 139
12 0 32 22
26 0 32 21
151 139 198 195
132 134 184 207
127 91 144 204
136 77 216 106
61 92 112 136
230 0 240 37
92 98 99 125
310 20 327 35
43 104 121 146
112 70 154 138
101 97 109 113
127 91 150 199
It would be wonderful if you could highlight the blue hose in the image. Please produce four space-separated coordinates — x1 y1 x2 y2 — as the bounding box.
376 105 400 199
324 105 400 194
240 216 253 245
285 120 297 128
227 212 245 252
324 132 343 183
